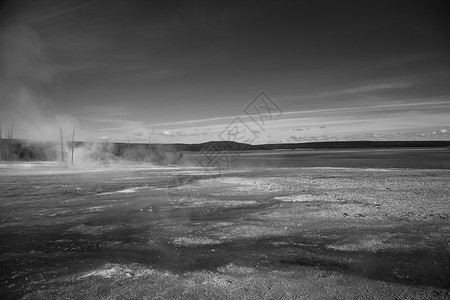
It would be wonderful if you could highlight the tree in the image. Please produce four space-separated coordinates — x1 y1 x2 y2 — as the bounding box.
59 127 68 165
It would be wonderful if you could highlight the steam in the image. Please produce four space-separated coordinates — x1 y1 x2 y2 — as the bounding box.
66 141 185 169
72 142 115 168
0 19 78 141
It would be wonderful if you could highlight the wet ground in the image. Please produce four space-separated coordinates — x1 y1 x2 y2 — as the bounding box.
1 148 449 299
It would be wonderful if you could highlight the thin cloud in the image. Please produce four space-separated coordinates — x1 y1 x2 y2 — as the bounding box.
25 0 103 23
338 81 414 94
126 69 181 82
282 97 450 117
317 80 415 98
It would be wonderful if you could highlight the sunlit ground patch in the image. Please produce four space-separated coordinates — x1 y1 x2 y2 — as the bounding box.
96 188 139 195
173 236 222 246
78 263 161 279
273 194 335 202
326 233 438 252
68 224 120 235
217 263 256 274
213 224 288 240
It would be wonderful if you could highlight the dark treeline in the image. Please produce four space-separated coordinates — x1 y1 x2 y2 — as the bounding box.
1 139 449 163
126 140 450 152
0 139 184 164
256 140 450 150
0 139 60 161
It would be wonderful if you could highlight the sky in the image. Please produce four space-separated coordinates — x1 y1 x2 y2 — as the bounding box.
0 0 449 144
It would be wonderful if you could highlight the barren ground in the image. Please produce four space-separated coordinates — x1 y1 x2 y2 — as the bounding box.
1 149 449 299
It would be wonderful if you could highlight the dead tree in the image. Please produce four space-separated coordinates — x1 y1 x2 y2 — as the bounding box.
59 127 68 165
6 122 14 165
71 127 75 166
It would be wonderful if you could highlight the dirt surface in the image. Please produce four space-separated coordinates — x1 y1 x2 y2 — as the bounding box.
1 150 449 299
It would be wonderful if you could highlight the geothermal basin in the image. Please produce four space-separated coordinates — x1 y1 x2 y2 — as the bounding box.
0 148 449 299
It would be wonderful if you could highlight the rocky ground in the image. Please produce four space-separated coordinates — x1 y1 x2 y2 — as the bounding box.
0 161 449 299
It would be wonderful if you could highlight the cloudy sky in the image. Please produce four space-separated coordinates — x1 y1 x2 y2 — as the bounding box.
0 0 449 143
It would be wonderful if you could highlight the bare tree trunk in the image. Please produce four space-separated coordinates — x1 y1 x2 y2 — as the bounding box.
71 127 75 166
60 127 67 165
7 122 14 165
